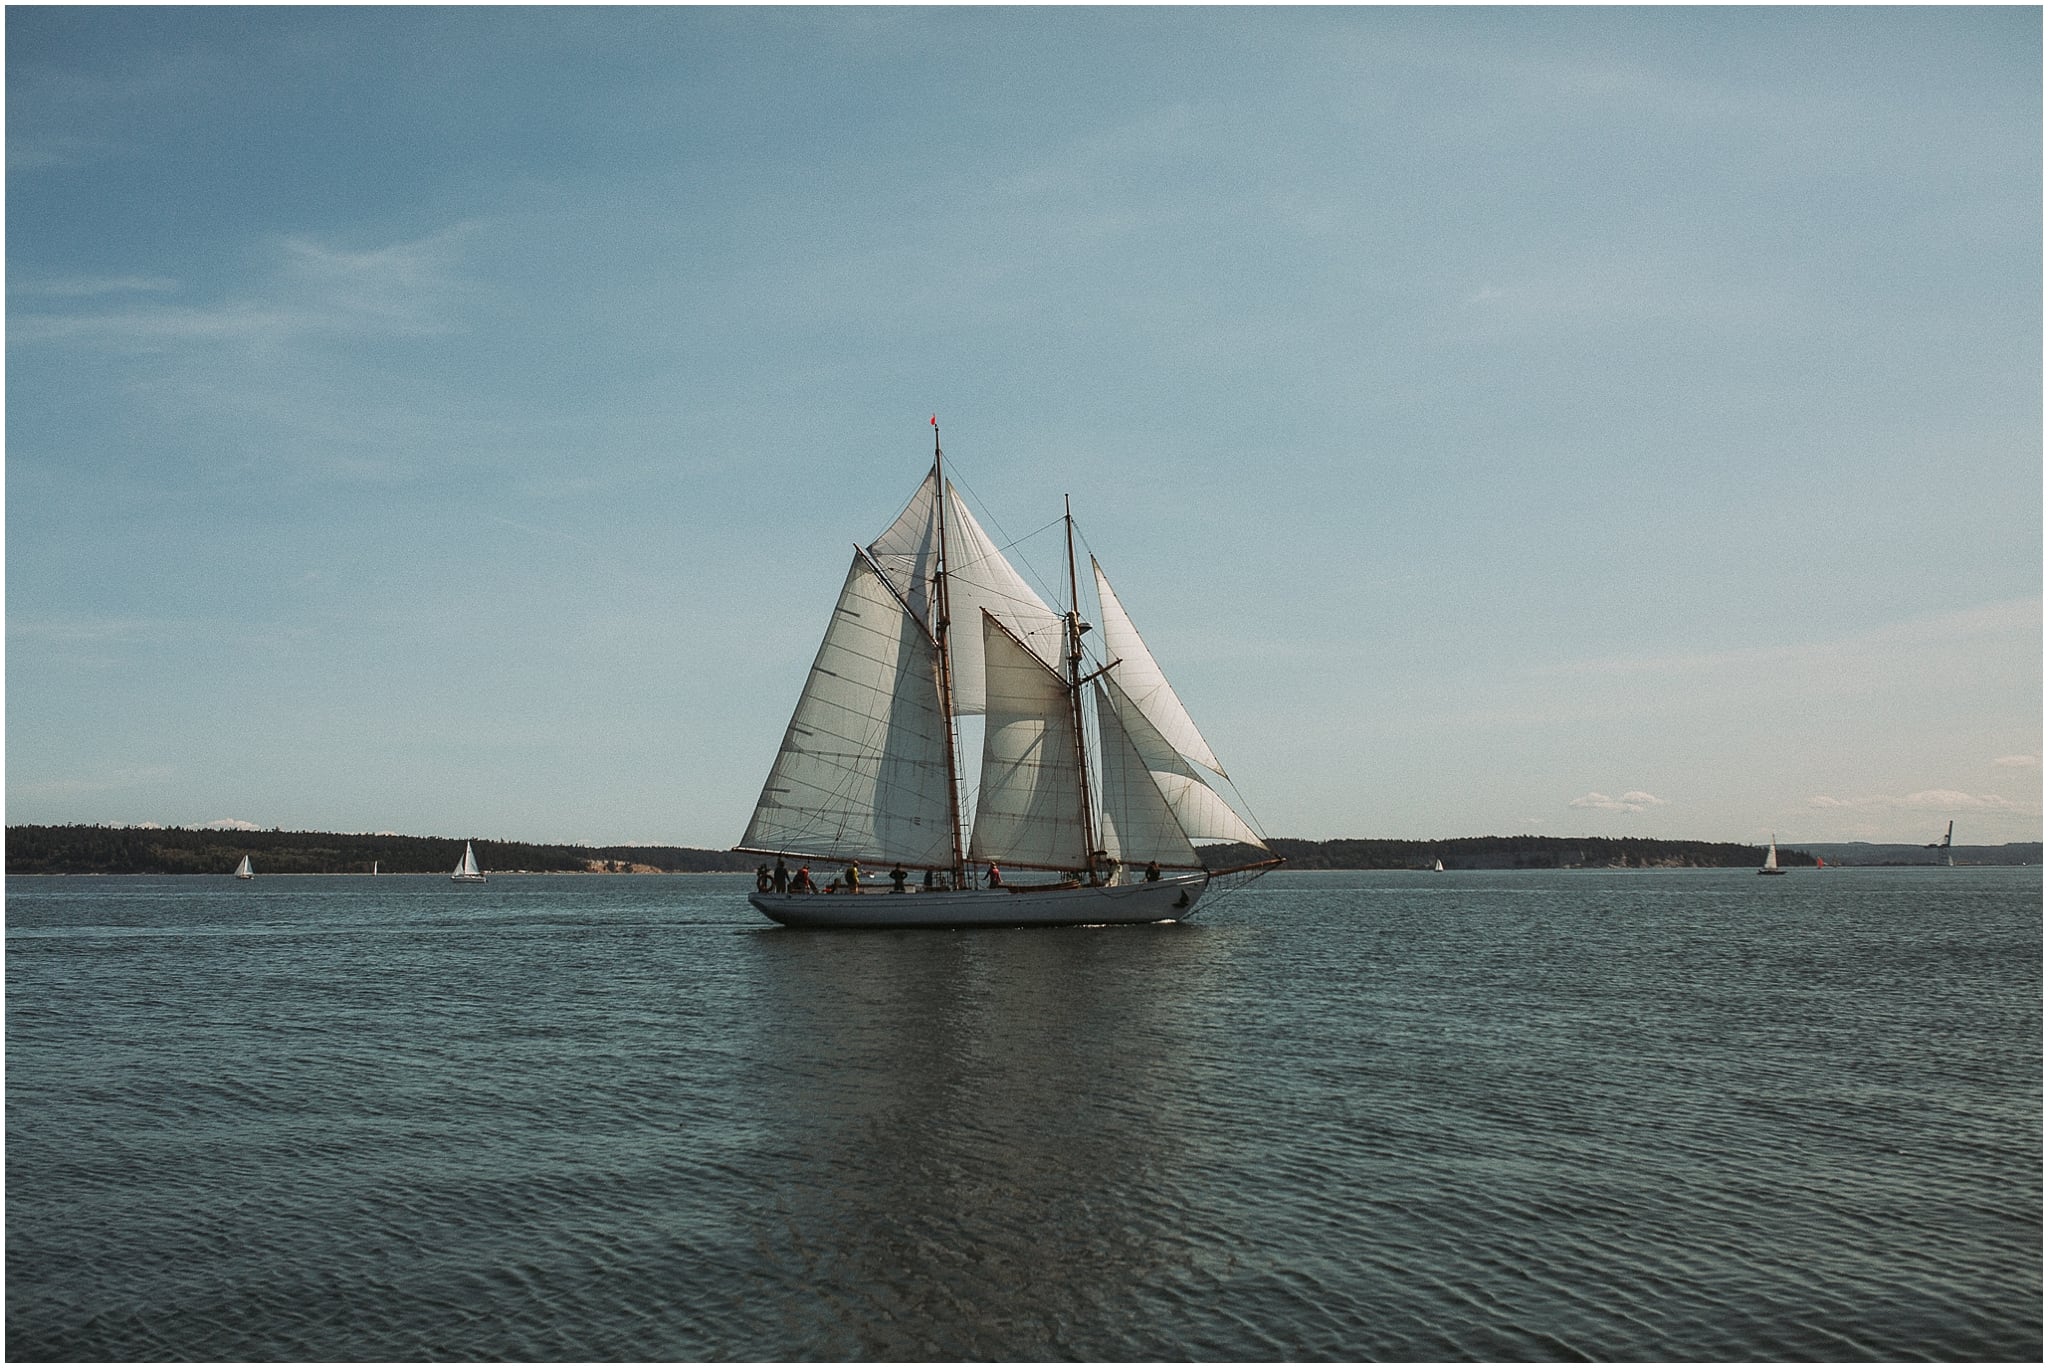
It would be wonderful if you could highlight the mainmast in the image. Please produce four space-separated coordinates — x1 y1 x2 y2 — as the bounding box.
1064 495 1102 880
929 417 970 883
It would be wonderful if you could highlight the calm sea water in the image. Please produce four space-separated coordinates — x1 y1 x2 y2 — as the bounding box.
7 867 2039 1361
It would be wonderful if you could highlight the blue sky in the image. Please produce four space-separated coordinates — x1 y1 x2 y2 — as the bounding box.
7 5 2040 848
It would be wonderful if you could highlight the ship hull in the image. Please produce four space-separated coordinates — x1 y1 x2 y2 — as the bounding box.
749 873 1207 929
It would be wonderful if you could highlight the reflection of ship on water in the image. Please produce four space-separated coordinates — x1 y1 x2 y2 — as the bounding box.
735 925 1233 1357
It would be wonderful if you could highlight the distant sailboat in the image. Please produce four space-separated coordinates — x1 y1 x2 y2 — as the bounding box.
234 856 253 880
450 842 486 883
1758 836 1785 876
1928 820 1955 867
1432 858 1445 872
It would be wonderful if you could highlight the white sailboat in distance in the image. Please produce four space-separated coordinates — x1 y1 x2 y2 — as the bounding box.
234 855 254 880
736 419 1280 928
450 842 486 883
1758 835 1786 876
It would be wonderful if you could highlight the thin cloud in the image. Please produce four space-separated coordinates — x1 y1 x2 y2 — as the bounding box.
203 818 262 831
1541 598 2039 683
10 224 479 349
11 274 181 298
1809 789 2028 814
1992 755 2040 768
1569 790 1669 813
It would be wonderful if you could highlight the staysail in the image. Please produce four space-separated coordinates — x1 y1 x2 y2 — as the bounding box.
1094 680 1202 869
1099 672 1263 849
1092 558 1226 775
967 612 1091 870
867 470 1066 714
740 551 958 867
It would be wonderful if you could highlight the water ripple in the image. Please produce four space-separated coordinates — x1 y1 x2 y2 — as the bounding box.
7 869 2040 1359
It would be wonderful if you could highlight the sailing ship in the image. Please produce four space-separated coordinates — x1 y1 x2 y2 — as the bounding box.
234 855 254 880
450 842 486 883
1758 835 1785 876
737 421 1279 928
1928 820 1955 867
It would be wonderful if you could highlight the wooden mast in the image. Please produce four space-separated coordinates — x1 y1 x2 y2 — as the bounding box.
1063 495 1102 881
929 417 970 884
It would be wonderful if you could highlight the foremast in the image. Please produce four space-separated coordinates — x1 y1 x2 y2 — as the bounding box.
1063 495 1104 881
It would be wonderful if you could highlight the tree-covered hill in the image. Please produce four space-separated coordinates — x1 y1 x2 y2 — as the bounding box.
4 825 757 876
5 826 1849 877
1207 835 1806 870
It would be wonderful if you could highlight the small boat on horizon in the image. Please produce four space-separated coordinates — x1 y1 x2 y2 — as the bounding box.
234 855 253 880
450 842 486 883
1758 836 1786 876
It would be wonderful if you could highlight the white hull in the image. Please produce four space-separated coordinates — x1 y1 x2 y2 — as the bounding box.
450 874 486 883
750 873 1207 929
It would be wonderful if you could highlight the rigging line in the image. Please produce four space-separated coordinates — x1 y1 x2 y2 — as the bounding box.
941 463 1076 620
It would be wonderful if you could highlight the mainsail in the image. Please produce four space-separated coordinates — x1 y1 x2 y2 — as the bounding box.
740 551 957 868
967 613 1091 870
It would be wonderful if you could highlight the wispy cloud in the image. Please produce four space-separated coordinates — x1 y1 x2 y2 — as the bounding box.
10 274 181 298
1546 598 2040 680
9 223 491 485
1569 790 1668 813
1809 789 2030 814
7 45 231 170
1457 266 1790 336
1992 754 2040 769
10 224 479 349
203 818 262 831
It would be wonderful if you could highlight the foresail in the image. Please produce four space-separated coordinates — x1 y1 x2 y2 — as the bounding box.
1094 681 1201 868
1101 674 1264 849
966 612 1090 870
741 552 957 867
1092 559 1226 775
867 469 1064 715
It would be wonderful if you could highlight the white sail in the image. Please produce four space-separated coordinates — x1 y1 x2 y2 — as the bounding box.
451 842 485 880
1092 558 1225 775
737 440 1279 928
741 551 958 868
868 470 1065 715
967 612 1090 870
1094 681 1201 869
1763 838 1778 871
234 856 253 879
1101 673 1264 848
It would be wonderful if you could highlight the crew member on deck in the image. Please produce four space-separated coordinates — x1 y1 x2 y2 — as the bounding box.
772 857 789 893
986 863 1003 888
890 864 908 893
845 861 861 892
1145 860 1161 881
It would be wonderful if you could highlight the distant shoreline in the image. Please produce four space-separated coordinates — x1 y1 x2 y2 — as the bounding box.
7 824 2037 877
